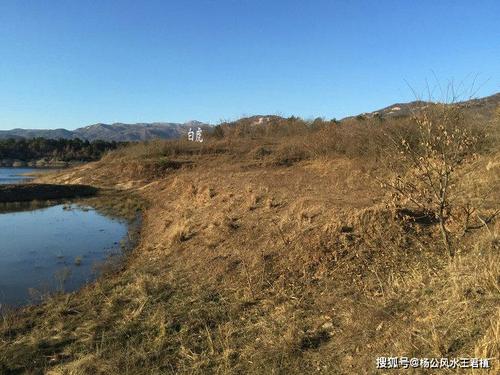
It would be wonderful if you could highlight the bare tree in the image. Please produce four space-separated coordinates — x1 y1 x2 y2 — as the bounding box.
383 103 479 256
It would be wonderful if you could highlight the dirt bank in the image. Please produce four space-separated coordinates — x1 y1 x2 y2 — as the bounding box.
0 183 98 203
1 135 498 374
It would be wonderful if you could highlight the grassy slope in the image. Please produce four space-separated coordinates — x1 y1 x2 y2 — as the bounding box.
0 132 499 374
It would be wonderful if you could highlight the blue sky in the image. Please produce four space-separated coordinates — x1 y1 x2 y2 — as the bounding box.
0 0 498 130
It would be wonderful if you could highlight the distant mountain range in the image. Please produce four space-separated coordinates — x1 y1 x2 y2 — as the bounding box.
1 93 498 142
0 121 210 142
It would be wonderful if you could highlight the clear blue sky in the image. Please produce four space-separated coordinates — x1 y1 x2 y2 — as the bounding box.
0 0 498 130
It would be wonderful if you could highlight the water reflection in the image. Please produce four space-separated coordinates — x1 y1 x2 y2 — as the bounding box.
0 167 51 185
0 203 129 308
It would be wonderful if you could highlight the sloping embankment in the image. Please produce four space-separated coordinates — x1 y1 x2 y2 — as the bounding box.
0 148 498 374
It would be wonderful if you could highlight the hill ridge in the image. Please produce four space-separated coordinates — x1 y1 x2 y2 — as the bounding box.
0 121 211 142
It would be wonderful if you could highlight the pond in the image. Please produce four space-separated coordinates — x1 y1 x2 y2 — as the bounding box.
0 167 51 185
0 203 129 308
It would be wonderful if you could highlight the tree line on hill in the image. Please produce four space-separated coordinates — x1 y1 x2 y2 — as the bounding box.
0 137 126 162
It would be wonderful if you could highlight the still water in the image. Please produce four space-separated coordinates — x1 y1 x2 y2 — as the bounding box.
0 203 129 307
0 167 48 184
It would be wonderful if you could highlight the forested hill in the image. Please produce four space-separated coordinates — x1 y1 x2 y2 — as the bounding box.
0 138 124 167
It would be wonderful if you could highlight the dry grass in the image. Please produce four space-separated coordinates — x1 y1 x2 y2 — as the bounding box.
1 108 499 374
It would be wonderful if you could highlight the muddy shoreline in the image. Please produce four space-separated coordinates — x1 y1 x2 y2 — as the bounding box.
0 183 99 203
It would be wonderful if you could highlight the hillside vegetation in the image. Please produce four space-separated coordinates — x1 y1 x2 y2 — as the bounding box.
1 102 499 374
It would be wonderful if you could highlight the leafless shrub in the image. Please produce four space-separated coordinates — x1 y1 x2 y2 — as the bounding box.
381 104 493 256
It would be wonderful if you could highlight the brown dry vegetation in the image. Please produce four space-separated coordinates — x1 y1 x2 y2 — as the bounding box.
1 105 499 374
